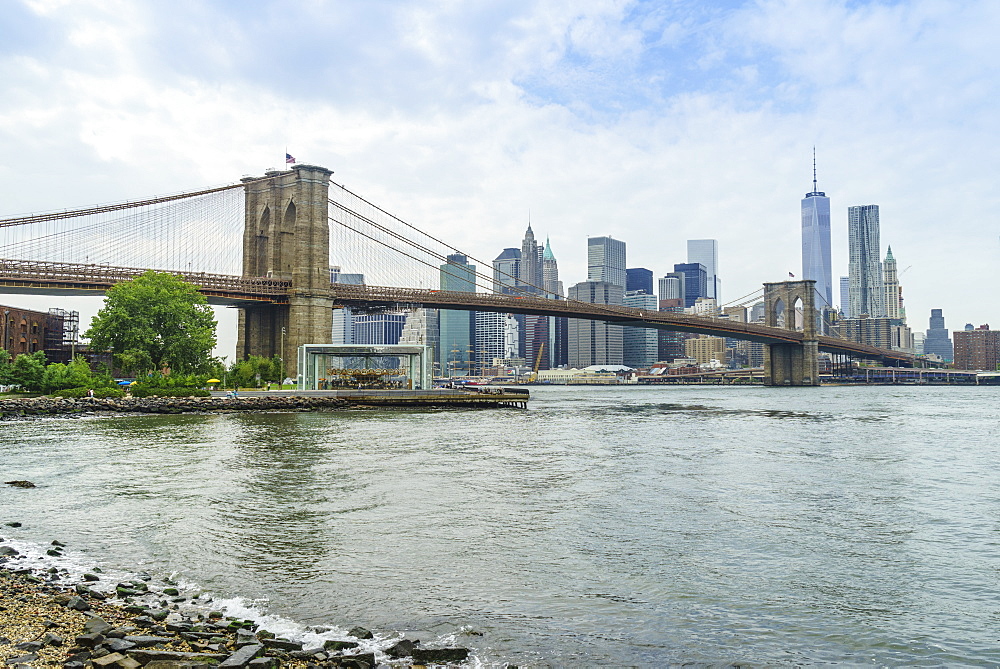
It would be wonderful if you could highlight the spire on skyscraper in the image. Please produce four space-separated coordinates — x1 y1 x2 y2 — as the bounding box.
543 235 555 260
807 147 825 197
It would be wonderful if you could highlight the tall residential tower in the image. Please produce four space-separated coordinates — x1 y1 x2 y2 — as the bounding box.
848 204 884 318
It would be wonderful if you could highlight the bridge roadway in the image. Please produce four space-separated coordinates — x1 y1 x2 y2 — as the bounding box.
0 258 912 364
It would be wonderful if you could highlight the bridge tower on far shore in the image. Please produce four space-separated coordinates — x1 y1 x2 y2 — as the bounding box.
762 280 819 386
237 165 334 379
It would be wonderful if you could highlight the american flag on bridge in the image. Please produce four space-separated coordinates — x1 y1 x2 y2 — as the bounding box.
286 153 296 164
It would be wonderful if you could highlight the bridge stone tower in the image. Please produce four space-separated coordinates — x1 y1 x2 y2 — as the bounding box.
762 279 819 386
237 165 334 379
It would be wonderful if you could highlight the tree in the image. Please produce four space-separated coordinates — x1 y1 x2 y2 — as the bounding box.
85 270 217 375
8 351 46 391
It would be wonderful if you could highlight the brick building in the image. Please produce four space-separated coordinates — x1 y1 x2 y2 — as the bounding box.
1 304 79 362
953 325 999 371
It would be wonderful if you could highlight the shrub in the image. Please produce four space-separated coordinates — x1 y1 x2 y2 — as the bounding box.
131 386 211 398
49 386 126 399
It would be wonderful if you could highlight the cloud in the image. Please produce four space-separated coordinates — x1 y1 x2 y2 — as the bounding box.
1 0 998 354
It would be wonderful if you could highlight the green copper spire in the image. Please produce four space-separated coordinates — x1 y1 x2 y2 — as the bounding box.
543 235 555 260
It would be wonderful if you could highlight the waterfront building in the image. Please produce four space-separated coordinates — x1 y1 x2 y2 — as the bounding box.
912 331 925 355
838 315 893 349
475 311 519 372
801 154 833 309
692 297 718 317
953 325 1000 371
839 276 850 317
848 204 885 318
883 246 905 322
587 236 626 289
626 268 654 295
438 253 477 376
568 281 624 367
331 269 366 345
399 308 439 374
685 335 726 365
673 263 708 308
688 239 720 300
0 304 78 362
924 308 954 362
623 291 658 368
658 297 688 361
352 313 407 345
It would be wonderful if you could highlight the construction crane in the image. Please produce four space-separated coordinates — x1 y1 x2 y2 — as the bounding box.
527 342 546 383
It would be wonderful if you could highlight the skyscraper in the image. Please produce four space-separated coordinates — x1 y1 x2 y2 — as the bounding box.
568 281 624 367
492 248 520 294
839 276 850 316
626 268 654 295
883 246 904 322
848 204 884 318
801 153 832 309
687 240 719 300
923 308 953 362
542 238 568 368
623 291 658 368
658 273 685 302
519 224 542 290
438 253 476 376
673 263 708 308
587 236 626 289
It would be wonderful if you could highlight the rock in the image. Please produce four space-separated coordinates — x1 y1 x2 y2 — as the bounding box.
65 595 92 611
332 652 376 668
0 547 18 557
323 640 359 651
51 539 66 547
91 652 127 667
347 626 374 640
126 650 227 665
247 658 279 669
84 618 114 636
412 647 470 664
217 643 264 668
123 635 174 648
4 653 38 665
261 638 302 652
13 641 42 653
4 481 35 488
385 639 416 658
40 632 63 646
163 587 180 596
74 632 106 648
3 522 21 527
83 573 101 581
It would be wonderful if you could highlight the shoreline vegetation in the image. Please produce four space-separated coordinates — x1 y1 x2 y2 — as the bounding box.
0 544 472 668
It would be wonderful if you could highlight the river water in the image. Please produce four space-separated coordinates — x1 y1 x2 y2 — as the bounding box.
2 385 999 666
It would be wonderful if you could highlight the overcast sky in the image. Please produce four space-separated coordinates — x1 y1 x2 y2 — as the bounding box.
2 0 998 356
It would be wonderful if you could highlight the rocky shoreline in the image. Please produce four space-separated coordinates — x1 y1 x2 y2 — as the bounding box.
0 396 352 421
0 541 473 668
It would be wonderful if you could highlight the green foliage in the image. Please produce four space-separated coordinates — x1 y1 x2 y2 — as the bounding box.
50 386 125 399
135 372 209 389
6 351 47 391
227 355 282 388
130 386 211 398
41 356 99 393
85 270 217 376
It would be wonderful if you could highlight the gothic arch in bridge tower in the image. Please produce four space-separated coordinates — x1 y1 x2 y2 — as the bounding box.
238 165 334 379
762 279 819 386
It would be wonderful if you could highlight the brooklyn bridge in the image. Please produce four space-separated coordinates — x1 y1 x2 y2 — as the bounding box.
0 164 915 386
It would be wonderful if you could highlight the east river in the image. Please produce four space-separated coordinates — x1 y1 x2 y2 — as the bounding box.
2 385 999 666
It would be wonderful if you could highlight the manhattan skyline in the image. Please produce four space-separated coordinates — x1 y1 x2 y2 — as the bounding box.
0 1 997 352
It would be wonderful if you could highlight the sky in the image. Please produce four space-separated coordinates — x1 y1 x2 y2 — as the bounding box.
1 0 998 357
